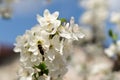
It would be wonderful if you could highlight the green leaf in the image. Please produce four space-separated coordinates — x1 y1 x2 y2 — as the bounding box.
108 29 118 41
109 29 113 37
60 18 67 23
33 62 49 77
39 62 47 70
112 33 118 41
38 71 43 76
44 69 49 75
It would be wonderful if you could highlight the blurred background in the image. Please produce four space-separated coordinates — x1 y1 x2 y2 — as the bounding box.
1 0 120 80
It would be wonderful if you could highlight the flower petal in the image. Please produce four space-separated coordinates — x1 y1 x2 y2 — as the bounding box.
37 14 42 23
52 11 59 19
44 9 50 18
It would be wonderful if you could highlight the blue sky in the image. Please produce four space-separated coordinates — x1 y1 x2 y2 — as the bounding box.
0 0 84 44
0 0 119 47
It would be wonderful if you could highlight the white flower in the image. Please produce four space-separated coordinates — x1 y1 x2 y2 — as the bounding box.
105 44 116 58
110 12 120 24
28 30 50 56
50 34 64 55
45 48 56 61
105 40 120 58
59 17 85 40
14 34 29 53
37 9 61 34
70 17 85 40
58 24 72 39
18 67 34 80
46 53 68 80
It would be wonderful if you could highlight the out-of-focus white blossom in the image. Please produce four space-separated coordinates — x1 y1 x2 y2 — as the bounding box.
81 10 108 25
89 63 111 74
63 66 83 80
80 0 109 25
80 0 108 44
14 9 84 80
110 12 120 25
80 0 108 10
81 11 93 25
105 44 116 58
80 27 93 42
105 40 120 58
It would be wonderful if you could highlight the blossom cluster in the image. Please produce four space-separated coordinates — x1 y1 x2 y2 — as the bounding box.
14 9 84 80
